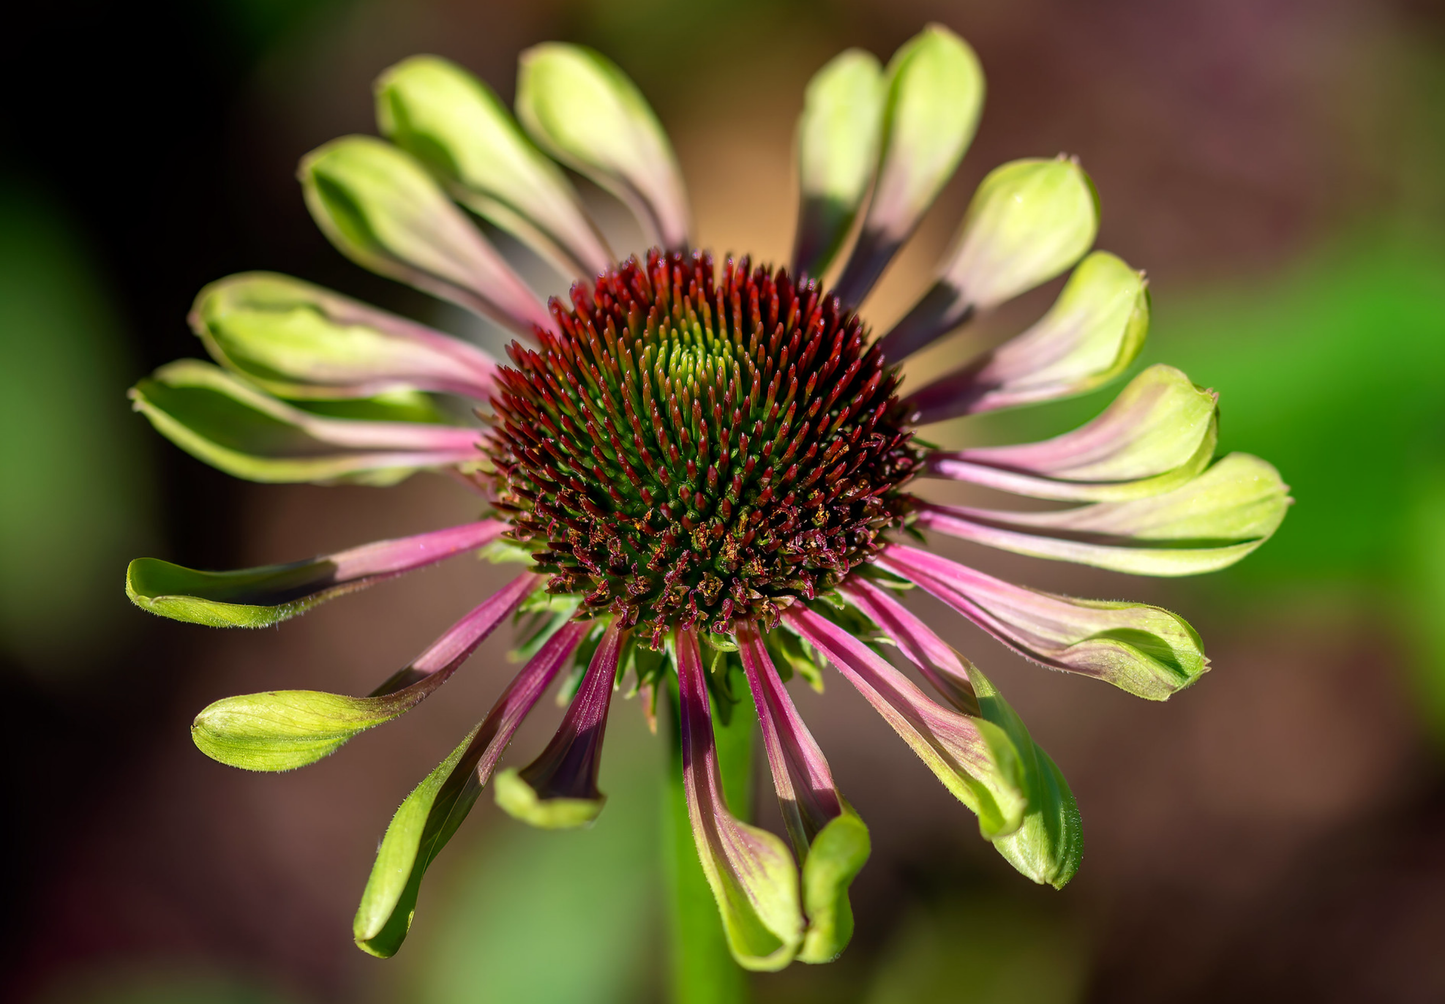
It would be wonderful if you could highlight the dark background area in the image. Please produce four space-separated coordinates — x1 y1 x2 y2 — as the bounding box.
3 1 1445 1002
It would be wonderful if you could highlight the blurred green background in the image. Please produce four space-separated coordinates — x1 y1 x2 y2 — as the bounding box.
3 1 1443 1002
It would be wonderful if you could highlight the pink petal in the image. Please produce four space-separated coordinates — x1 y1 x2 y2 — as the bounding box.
737 621 844 857
879 543 1207 700
782 604 1026 838
840 577 979 715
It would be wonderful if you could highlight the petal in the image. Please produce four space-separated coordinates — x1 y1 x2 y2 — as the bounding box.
354 621 589 958
924 364 1218 501
841 579 1082 885
790 49 885 279
799 811 871 965
880 543 1207 699
376 55 613 279
737 622 868 965
129 360 482 485
516 44 690 251
916 453 1291 576
905 251 1149 419
737 622 843 853
841 576 980 714
833 24 984 308
495 619 625 828
191 272 497 400
880 158 1101 363
299 136 553 335
191 572 538 771
990 742 1083 889
126 518 506 628
782 605 1027 839
966 665 1083 888
676 628 803 971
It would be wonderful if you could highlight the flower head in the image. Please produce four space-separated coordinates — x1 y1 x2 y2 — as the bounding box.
126 25 1289 969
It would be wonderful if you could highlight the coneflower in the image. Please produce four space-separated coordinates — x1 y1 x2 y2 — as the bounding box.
125 25 1289 970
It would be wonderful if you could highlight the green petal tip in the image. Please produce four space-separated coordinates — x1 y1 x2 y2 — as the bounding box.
493 767 606 829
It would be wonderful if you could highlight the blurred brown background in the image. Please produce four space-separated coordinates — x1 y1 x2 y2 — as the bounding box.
4 0 1444 1002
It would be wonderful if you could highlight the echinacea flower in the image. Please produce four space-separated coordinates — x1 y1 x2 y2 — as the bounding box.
125 25 1289 970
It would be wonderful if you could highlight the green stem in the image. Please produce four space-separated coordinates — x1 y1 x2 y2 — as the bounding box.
662 674 755 1004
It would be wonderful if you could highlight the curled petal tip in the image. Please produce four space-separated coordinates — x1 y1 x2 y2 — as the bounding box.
189 573 535 772
676 629 804 970
376 55 613 279
494 768 606 828
299 135 553 335
882 158 1100 363
192 272 497 401
783 605 1028 840
917 453 1291 577
516 44 691 250
791 49 885 279
881 545 1207 700
353 620 588 958
925 364 1218 501
495 621 625 829
798 808 871 963
126 519 506 628
130 360 484 485
905 250 1149 416
834 25 984 308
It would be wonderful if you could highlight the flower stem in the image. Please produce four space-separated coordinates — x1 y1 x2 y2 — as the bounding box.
662 672 755 1004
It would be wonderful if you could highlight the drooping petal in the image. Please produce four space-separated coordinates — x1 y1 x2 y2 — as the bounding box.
129 360 482 485
915 453 1291 576
126 519 506 628
880 158 1100 363
736 622 869 965
880 544 1207 700
376 55 613 279
782 605 1027 839
516 44 690 251
841 576 979 714
924 364 1218 501
191 572 538 771
495 620 625 828
676 628 803 971
737 622 843 852
838 582 1081 887
191 272 497 400
905 251 1149 420
790 49 885 279
798 813 870 965
354 621 589 958
299 136 554 335
990 741 1082 889
833 24 984 308
966 665 1083 888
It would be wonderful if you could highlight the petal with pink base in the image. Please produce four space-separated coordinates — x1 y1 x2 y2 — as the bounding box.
495 620 626 828
300 136 555 336
880 544 1207 699
738 622 869 963
924 365 1218 501
130 360 484 486
783 604 1027 839
904 251 1148 419
915 453 1291 576
354 621 589 958
192 272 498 401
842 576 980 714
126 519 508 628
839 582 1081 886
191 572 540 771
676 628 804 971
